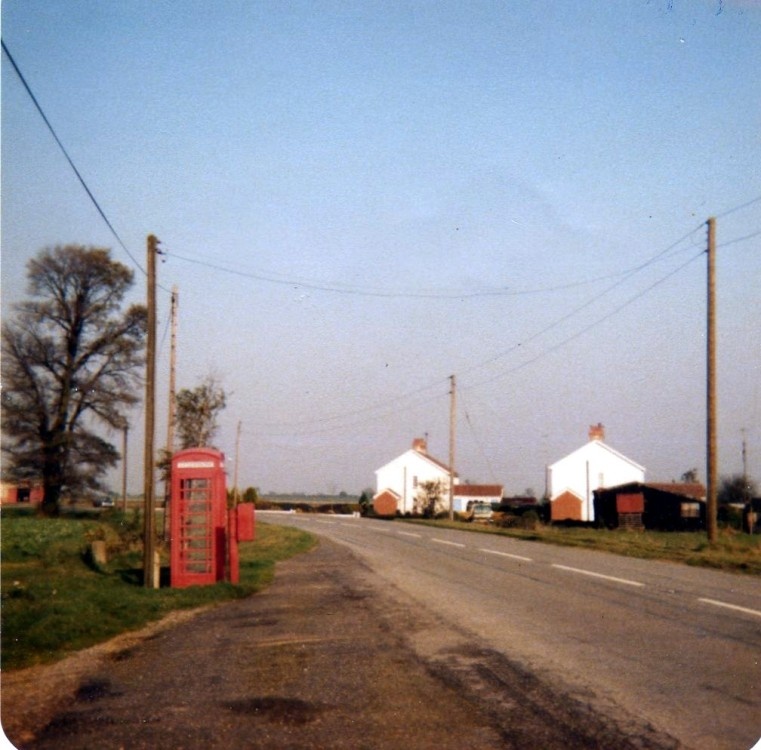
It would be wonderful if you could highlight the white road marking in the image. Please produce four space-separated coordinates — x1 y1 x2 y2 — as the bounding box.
432 538 465 548
480 548 533 563
552 564 644 588
698 598 761 618
398 531 422 538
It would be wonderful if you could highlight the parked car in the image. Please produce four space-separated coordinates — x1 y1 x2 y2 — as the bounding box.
469 502 493 523
93 496 115 508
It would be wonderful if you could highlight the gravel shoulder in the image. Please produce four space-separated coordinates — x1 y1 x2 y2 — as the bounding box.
2 539 680 749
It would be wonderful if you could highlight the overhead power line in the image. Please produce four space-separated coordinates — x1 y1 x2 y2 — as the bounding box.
1 39 159 286
267 240 707 435
715 194 761 219
163 223 702 301
265 374 450 429
465 249 706 392
165 250 514 300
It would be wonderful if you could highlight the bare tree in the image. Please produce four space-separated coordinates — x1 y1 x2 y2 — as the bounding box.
174 376 227 449
1 245 146 515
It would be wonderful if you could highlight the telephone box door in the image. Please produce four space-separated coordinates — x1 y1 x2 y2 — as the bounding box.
170 448 227 588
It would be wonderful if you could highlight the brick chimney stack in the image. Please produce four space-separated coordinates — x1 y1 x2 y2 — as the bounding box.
412 437 428 453
588 423 605 441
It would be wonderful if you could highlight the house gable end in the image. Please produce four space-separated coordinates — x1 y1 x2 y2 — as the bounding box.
376 449 452 478
549 440 645 474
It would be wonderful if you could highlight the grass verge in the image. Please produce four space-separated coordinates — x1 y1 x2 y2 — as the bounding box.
1 507 316 671
405 518 761 575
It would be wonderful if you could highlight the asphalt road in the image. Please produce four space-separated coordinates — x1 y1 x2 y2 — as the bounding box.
6 534 682 750
264 513 761 750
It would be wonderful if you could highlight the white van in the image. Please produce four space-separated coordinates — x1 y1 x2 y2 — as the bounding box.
469 502 493 523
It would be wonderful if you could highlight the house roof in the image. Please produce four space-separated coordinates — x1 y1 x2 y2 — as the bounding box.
375 447 455 477
454 485 503 497
594 481 707 502
502 496 539 506
646 482 706 500
549 439 645 473
372 487 401 501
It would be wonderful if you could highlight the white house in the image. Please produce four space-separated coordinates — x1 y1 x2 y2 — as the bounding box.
374 438 454 516
547 424 645 523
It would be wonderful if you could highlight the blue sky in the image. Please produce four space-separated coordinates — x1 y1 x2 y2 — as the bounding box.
2 0 760 496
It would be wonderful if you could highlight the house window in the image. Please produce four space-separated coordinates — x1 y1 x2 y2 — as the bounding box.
412 476 418 488
598 473 605 488
681 502 700 518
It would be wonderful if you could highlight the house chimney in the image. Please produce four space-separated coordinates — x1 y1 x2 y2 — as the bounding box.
588 423 605 441
412 437 427 453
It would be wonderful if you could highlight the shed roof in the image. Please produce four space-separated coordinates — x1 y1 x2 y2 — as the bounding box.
454 485 503 497
594 481 706 502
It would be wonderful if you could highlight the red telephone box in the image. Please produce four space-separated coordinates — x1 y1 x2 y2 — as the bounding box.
170 447 228 588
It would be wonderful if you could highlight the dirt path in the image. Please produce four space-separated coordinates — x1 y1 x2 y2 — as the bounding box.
2 540 679 749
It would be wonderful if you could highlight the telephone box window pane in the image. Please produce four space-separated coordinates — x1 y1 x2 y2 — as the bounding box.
179 477 213 574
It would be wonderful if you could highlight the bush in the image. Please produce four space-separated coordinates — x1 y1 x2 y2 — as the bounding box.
718 504 743 530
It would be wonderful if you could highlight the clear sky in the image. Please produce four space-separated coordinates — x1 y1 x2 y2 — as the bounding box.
2 0 760 497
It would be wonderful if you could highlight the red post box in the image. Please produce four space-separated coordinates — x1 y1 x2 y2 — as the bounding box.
170 447 228 588
227 506 239 585
237 503 255 542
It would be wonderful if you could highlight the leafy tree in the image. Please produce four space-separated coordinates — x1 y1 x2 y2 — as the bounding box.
358 489 373 516
175 376 227 449
681 468 700 483
718 474 757 506
415 479 445 518
242 486 259 504
1 245 146 516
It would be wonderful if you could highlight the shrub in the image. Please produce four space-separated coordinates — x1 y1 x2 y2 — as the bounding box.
520 510 540 530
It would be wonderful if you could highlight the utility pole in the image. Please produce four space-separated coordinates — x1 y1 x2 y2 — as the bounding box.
143 234 159 588
742 428 752 534
449 374 456 521
234 420 242 505
706 217 718 544
121 423 129 513
166 286 178 468
162 286 178 540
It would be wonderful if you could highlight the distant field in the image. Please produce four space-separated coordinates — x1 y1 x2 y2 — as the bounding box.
258 494 360 505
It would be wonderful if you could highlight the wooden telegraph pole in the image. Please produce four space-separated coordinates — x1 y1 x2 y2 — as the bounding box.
162 286 178 540
121 423 129 512
741 427 754 534
143 235 159 588
449 374 456 521
234 420 242 505
706 218 718 544
166 287 178 466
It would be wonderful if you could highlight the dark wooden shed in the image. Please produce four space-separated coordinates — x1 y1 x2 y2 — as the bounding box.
594 482 706 531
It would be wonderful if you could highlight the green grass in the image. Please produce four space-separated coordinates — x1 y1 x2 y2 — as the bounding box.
405 518 761 575
1 508 316 671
